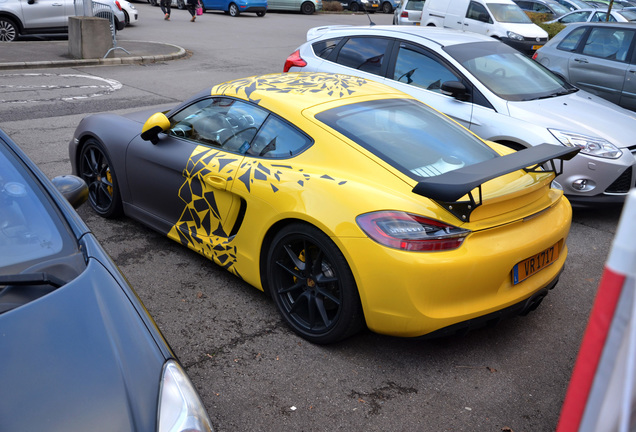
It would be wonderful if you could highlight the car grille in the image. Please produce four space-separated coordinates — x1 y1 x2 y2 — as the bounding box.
524 37 548 43
606 166 633 194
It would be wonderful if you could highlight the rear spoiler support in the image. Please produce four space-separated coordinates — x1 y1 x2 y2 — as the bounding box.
412 144 580 222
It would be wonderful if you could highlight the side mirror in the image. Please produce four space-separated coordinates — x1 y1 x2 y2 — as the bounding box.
440 81 470 101
27 0 36 4
141 112 171 144
51 175 88 209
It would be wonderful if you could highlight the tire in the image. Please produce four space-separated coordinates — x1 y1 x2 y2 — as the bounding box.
0 17 18 42
300 1 315 14
349 1 359 11
123 10 130 25
229 2 240 15
148 0 158 5
266 223 364 344
381 1 392 13
177 0 186 9
78 139 123 219
256 10 266 16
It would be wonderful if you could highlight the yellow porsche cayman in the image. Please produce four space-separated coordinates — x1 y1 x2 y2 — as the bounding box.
70 73 577 344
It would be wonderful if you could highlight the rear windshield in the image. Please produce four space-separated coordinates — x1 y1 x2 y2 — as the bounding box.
315 98 497 180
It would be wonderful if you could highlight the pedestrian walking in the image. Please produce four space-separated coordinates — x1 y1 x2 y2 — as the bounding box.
160 0 171 20
186 0 199 21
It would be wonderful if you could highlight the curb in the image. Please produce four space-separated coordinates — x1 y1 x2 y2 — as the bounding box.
0 40 187 70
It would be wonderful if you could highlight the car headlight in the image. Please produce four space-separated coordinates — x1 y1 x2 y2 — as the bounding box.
549 129 622 159
507 31 524 41
158 360 214 432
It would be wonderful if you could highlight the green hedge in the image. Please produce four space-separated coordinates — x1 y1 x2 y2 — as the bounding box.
525 11 566 39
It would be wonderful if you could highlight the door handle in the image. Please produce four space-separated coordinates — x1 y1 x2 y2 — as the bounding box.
204 175 227 190
573 58 588 63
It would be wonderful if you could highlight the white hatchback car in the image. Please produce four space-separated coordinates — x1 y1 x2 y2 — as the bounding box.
284 26 636 204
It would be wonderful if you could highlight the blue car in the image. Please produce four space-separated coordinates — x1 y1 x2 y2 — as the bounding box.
200 0 267 16
0 128 214 431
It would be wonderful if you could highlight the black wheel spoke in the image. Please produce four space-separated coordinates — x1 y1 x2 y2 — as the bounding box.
275 259 303 280
315 286 341 305
283 244 306 272
277 279 304 295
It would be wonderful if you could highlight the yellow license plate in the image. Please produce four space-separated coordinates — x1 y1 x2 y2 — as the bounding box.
372 3 378 6
512 242 559 285
532 45 543 51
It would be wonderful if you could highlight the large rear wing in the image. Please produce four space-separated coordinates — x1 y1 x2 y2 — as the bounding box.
412 144 580 221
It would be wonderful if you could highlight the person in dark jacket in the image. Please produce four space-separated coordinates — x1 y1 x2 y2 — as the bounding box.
186 0 198 21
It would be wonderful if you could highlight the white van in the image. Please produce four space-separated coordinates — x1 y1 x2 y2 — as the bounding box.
420 0 548 55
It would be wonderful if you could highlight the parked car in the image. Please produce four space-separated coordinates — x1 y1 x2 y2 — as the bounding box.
0 128 213 431
267 0 321 14
554 0 594 10
418 0 549 55
379 0 399 13
533 22 636 111
513 0 571 17
70 72 577 344
285 26 636 204
545 7 636 22
120 0 139 24
392 0 424 24
200 0 267 16
0 0 123 42
323 0 380 12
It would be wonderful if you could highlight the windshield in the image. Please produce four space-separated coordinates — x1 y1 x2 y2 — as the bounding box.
562 0 590 8
488 3 532 22
0 143 73 272
315 98 498 180
445 41 575 101
544 0 570 14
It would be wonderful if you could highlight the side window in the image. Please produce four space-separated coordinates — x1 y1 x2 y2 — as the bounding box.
557 26 587 52
466 1 492 23
392 43 460 93
312 38 342 59
246 116 312 159
335 37 391 76
582 27 635 62
168 97 269 152
560 11 590 23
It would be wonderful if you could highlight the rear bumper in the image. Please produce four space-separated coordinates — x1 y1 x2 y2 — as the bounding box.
420 270 561 339
500 37 546 55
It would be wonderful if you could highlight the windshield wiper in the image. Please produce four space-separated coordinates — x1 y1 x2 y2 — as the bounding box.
527 88 579 101
0 273 66 288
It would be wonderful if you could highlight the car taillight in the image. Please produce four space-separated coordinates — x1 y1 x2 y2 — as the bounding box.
283 50 307 73
115 0 122 10
356 211 470 251
400 11 408 17
532 52 538 60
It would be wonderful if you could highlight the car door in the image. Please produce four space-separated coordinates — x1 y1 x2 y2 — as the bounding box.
385 41 475 128
20 0 73 29
461 1 493 36
622 45 636 110
125 97 269 239
567 26 636 107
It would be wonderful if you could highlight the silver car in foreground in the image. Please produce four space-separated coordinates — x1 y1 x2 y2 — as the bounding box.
284 26 636 204
533 22 636 112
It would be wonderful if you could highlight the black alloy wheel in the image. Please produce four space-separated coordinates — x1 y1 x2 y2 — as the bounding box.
381 1 392 13
0 17 18 42
267 223 364 344
78 139 123 218
301 1 315 14
349 1 359 11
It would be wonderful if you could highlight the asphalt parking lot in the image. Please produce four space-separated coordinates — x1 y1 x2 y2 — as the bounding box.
0 5 628 431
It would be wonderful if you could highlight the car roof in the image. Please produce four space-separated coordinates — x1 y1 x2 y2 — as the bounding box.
559 20 636 28
306 25 495 48
209 72 413 113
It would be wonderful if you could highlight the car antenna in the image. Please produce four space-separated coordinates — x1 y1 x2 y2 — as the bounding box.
365 9 375 25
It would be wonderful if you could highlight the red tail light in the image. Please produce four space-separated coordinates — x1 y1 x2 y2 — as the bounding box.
283 50 307 73
356 211 470 251
532 52 538 60
400 11 408 17
115 0 122 10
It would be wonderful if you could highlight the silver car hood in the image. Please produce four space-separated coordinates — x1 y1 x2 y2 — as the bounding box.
507 90 636 149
